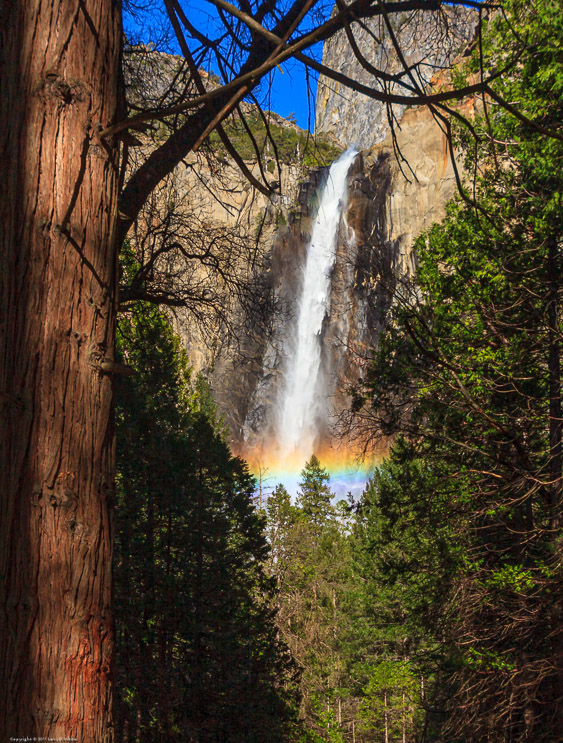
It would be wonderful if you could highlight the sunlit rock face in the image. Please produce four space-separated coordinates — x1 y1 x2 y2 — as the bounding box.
168 154 306 374
315 6 476 149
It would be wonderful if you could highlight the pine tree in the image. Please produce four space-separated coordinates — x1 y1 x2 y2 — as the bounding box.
297 455 335 534
266 484 298 588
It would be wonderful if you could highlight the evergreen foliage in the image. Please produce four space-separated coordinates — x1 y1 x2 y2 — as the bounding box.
113 303 299 743
352 1 563 738
206 111 342 168
297 455 336 532
266 460 356 741
264 454 440 742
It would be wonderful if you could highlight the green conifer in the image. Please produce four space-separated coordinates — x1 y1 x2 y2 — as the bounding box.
297 455 335 532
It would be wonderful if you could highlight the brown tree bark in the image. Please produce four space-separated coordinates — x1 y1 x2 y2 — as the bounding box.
547 236 563 729
0 1 121 739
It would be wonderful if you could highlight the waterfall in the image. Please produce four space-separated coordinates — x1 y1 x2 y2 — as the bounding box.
276 148 358 461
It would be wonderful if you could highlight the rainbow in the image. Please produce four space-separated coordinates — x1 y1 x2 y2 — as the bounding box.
238 440 388 500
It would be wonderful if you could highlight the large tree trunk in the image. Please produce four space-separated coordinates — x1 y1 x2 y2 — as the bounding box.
547 235 563 730
0 1 121 739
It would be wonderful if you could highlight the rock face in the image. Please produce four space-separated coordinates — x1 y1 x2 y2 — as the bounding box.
360 98 477 266
168 152 306 376
315 6 476 148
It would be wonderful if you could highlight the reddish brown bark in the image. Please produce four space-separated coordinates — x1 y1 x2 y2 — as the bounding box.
0 1 121 739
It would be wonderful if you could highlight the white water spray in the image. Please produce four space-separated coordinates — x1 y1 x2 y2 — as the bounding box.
276 148 358 460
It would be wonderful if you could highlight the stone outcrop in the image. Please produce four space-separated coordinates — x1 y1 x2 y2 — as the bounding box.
167 153 308 418
360 98 477 266
315 6 476 148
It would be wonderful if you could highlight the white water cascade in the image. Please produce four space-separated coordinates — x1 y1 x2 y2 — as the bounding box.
276 148 358 461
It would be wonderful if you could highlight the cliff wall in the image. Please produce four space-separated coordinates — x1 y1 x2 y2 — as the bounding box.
315 6 476 148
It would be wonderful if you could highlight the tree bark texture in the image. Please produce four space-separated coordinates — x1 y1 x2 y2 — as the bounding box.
0 1 121 739
547 236 563 727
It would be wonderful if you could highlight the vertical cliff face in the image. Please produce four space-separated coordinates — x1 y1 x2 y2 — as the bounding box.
323 102 475 436
315 6 476 149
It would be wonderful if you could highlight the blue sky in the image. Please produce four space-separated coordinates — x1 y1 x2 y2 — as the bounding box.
253 57 321 131
123 0 324 131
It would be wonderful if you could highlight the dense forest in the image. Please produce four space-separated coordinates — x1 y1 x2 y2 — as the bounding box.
0 0 561 741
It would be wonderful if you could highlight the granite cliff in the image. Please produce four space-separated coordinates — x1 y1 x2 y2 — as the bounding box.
315 5 476 148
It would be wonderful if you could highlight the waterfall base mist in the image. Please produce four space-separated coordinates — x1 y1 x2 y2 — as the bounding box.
245 445 382 500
